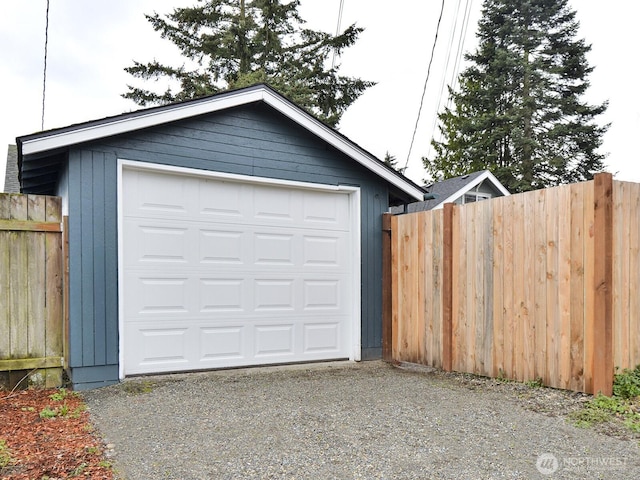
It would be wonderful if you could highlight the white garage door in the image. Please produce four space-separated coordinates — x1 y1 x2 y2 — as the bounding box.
120 164 358 375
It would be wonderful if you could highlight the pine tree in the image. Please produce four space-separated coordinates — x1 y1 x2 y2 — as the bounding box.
124 0 374 127
424 0 608 192
383 151 405 174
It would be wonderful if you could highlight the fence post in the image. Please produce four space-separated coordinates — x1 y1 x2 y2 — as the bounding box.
592 172 614 396
442 203 454 371
382 213 393 362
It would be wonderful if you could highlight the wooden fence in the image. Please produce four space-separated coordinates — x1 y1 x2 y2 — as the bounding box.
387 173 640 396
0 193 64 388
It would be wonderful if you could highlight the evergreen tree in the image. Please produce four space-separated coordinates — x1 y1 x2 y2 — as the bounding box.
124 0 374 127
424 0 608 192
383 151 405 174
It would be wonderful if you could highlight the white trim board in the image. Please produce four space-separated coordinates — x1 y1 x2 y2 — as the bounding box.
21 85 424 201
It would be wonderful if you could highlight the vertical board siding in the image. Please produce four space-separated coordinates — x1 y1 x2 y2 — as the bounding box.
391 175 640 395
62 104 397 385
0 193 63 388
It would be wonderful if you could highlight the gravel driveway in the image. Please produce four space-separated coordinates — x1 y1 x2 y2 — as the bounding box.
83 361 639 479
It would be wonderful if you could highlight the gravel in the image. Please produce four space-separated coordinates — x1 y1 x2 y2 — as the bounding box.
82 361 640 479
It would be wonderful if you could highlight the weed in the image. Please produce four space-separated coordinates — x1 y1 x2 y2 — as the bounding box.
21 406 35 412
624 415 640 433
569 398 613 428
122 380 155 394
496 369 512 383
69 462 87 477
85 446 100 455
613 365 640 399
39 407 58 419
98 460 112 469
570 392 640 434
70 405 86 419
525 377 544 388
49 389 68 402
0 439 12 468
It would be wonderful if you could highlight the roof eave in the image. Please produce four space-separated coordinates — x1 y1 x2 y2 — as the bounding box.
18 85 425 201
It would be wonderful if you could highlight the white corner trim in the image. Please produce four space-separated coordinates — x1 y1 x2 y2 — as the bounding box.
116 159 126 380
349 187 362 362
20 85 424 201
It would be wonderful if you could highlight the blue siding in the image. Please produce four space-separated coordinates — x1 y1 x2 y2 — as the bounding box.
64 103 406 387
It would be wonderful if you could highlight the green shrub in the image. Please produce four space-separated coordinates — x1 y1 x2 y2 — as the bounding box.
613 365 640 399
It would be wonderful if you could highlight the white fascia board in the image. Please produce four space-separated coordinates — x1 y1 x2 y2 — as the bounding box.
20 85 424 200
20 88 265 156
260 89 424 201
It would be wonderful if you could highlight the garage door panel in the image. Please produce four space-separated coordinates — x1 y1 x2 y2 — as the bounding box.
199 325 245 360
254 233 294 265
125 272 351 319
123 272 194 317
303 323 341 353
123 218 194 267
135 327 190 366
254 279 295 311
254 324 295 357
303 279 342 310
253 187 295 222
198 179 248 219
302 190 350 228
123 169 198 218
199 278 245 312
199 229 246 264
302 235 343 267
122 168 354 375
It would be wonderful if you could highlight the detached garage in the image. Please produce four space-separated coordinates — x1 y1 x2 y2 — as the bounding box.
17 84 425 389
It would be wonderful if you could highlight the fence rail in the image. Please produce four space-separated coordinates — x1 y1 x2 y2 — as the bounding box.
0 193 64 388
387 173 639 395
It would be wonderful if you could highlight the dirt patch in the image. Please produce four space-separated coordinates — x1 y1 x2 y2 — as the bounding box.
399 363 640 441
0 388 113 480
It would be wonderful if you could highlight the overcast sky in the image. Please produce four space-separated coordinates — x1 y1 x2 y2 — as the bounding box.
1 0 638 190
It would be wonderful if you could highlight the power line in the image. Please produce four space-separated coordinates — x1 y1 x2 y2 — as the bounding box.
427 0 474 160
41 0 50 131
430 0 464 151
404 0 447 172
332 0 345 69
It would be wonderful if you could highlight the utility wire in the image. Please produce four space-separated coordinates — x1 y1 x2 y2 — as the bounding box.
430 0 464 152
41 0 50 131
332 0 345 69
448 0 473 106
427 0 473 160
404 0 446 171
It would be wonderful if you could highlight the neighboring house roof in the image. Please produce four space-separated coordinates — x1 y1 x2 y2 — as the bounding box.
17 83 425 201
419 170 510 210
3 144 19 193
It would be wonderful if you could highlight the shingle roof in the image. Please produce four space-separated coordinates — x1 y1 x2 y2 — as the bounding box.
421 170 489 210
3 144 19 193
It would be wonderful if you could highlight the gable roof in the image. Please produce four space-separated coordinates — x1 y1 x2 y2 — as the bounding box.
3 145 19 193
17 83 425 200
421 170 510 210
